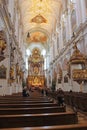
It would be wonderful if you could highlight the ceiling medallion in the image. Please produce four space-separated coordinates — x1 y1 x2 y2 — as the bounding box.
31 14 47 24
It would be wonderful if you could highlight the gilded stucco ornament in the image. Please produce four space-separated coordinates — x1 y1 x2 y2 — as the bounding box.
69 43 86 65
72 69 87 83
0 31 6 54
69 43 87 83
0 30 6 61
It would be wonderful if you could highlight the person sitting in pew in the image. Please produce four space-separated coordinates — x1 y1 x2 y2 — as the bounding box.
57 88 65 106
22 86 29 97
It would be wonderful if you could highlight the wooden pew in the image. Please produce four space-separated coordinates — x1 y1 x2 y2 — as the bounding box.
0 103 58 108
64 92 87 112
0 124 87 130
0 98 51 103
0 106 66 115
0 97 48 100
0 100 53 104
0 112 78 128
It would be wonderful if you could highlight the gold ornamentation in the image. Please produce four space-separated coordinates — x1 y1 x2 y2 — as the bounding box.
28 76 44 87
26 31 47 43
72 69 87 82
0 65 6 79
10 66 14 80
19 70 24 80
69 43 86 64
16 63 20 75
0 30 6 55
31 14 47 24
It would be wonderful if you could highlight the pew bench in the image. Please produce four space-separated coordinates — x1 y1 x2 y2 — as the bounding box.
0 100 53 104
0 103 58 108
0 97 48 101
0 112 78 128
0 124 87 130
0 106 66 115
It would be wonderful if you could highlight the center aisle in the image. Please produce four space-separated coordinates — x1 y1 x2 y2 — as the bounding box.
29 89 44 98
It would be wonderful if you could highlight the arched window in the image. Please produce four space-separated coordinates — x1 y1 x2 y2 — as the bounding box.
71 10 77 32
70 0 76 4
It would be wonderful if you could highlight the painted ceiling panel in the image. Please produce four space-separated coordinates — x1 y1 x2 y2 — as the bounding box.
19 0 62 34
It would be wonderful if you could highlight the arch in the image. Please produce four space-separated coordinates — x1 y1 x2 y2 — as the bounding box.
25 27 50 52
25 27 50 44
27 27 50 38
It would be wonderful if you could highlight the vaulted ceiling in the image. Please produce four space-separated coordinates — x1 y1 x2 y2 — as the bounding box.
19 0 62 53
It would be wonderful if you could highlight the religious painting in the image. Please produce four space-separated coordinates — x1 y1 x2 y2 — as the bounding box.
58 79 61 84
64 75 68 83
71 10 76 32
0 65 6 79
31 14 47 24
34 66 39 74
26 31 47 43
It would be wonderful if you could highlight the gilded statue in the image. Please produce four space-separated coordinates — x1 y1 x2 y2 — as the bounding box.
0 39 6 54
69 43 86 64
0 30 6 55
10 66 14 80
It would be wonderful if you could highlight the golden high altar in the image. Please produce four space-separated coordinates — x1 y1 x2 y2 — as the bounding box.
27 75 45 87
27 48 45 87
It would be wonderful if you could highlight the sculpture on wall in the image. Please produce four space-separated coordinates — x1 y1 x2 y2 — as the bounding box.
0 65 6 79
16 63 20 76
10 66 15 81
19 70 24 81
69 43 86 65
64 75 68 83
0 30 6 61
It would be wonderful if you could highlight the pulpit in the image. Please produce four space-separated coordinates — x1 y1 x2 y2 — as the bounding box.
69 43 87 91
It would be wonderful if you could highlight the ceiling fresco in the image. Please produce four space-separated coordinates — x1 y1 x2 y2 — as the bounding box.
26 31 47 44
19 0 62 45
